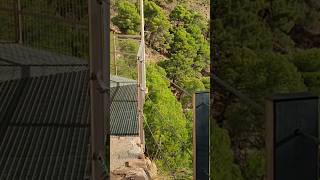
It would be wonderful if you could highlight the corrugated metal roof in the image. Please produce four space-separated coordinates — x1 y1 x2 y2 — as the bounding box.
0 43 86 65
0 71 91 179
0 44 87 82
0 44 139 179
0 44 138 135
0 44 137 85
0 69 139 179
110 84 138 135
110 75 136 87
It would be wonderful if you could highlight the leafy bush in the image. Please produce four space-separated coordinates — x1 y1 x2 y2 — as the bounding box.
112 0 140 34
158 52 194 82
144 64 192 178
170 5 193 24
211 123 244 180
144 0 173 53
290 49 320 72
212 0 320 178
243 150 265 180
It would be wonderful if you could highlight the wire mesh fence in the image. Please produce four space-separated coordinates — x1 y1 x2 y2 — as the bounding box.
0 1 16 43
0 0 90 83
0 0 89 59
0 0 95 179
110 32 140 80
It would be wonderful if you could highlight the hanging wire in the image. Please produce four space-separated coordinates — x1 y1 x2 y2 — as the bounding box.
143 113 179 180
145 94 193 157
163 76 193 97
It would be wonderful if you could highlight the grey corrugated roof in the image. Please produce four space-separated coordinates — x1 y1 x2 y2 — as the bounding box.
0 70 139 179
0 44 137 85
110 75 136 87
0 71 90 179
0 44 86 65
0 44 87 81
0 43 137 85
110 84 138 135
0 44 139 135
0 44 138 179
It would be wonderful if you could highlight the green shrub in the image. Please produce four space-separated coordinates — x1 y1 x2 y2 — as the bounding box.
112 0 140 34
144 0 173 53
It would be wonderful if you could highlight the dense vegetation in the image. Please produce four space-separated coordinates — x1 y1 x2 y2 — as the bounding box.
144 64 192 178
212 0 320 179
0 1 209 178
112 0 209 178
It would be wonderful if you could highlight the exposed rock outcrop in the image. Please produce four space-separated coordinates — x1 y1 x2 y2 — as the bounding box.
110 136 158 180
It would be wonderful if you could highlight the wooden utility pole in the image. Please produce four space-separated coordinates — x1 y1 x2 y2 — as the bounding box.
137 0 146 148
88 0 109 179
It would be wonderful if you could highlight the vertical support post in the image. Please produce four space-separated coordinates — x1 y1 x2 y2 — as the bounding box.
103 0 110 177
265 99 274 180
193 94 196 180
193 92 210 180
140 0 146 93
113 33 118 76
137 0 146 148
88 0 108 179
266 93 319 180
15 0 23 43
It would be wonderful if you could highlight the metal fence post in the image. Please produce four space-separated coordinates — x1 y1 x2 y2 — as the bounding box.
15 0 23 43
193 91 210 180
137 0 146 148
88 0 108 179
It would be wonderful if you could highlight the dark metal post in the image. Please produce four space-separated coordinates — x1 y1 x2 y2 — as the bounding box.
266 93 319 180
102 0 110 177
265 98 274 180
88 0 108 179
193 91 210 180
15 0 23 43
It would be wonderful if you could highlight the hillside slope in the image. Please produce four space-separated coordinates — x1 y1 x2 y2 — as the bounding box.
110 0 210 179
